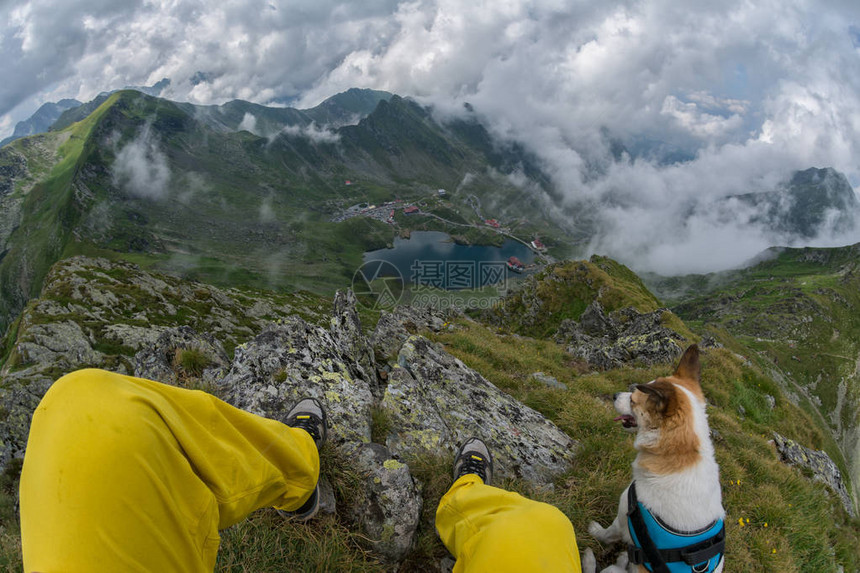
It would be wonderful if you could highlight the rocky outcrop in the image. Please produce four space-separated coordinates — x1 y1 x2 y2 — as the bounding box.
349 443 422 562
554 301 686 369
773 432 856 517
383 335 576 485
220 317 376 447
214 297 575 559
370 304 454 360
0 256 577 566
0 256 328 468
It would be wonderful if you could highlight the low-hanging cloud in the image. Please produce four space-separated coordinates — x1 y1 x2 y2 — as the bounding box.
5 0 860 273
280 122 340 144
112 125 171 200
238 112 259 135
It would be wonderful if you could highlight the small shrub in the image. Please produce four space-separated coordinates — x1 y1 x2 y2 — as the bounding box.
173 347 211 377
370 406 392 444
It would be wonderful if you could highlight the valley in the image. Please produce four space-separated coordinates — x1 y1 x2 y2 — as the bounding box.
1 87 860 570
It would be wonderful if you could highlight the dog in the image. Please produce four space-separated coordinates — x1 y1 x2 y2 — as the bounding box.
582 345 725 573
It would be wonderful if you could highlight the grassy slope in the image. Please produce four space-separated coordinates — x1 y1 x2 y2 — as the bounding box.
665 245 860 506
0 94 120 329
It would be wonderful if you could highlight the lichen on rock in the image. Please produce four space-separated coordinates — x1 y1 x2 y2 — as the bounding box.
382 335 576 485
773 432 856 517
554 301 685 369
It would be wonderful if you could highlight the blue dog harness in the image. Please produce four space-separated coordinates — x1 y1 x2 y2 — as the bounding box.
627 482 725 573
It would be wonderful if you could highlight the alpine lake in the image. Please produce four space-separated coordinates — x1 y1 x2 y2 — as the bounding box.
358 231 536 310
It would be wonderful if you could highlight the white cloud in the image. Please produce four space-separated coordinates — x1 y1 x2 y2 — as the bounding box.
111 125 172 200
4 0 860 272
238 112 258 135
280 122 340 144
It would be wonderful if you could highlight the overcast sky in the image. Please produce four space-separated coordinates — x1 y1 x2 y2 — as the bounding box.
3 0 860 273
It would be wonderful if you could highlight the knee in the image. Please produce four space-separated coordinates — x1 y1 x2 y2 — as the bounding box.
38 369 134 420
526 502 576 536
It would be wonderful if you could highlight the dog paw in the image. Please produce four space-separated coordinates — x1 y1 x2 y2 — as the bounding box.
581 548 597 573
613 551 629 568
588 521 606 539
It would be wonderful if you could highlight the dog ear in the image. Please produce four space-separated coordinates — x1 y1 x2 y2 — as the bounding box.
673 344 700 382
636 383 670 412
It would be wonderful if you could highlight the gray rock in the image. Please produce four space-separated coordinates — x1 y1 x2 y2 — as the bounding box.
330 290 378 396
318 475 337 516
772 432 855 517
0 376 53 469
531 372 566 390
221 318 374 447
14 320 103 369
577 301 617 338
383 335 576 485
370 305 453 360
350 443 422 562
765 394 776 410
133 326 230 387
555 302 684 370
699 335 723 349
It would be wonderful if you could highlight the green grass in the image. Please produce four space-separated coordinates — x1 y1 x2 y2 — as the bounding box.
173 348 212 377
427 319 860 572
487 256 666 339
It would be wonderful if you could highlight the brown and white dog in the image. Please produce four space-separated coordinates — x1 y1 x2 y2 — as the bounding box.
582 345 725 573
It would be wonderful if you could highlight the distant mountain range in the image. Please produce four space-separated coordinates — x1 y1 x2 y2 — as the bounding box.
0 99 82 147
0 88 563 331
719 167 859 238
1 87 859 334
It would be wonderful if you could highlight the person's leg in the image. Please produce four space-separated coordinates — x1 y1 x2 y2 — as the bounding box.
435 440 582 573
20 368 321 572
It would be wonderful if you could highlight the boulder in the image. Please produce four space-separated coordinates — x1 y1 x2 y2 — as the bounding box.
555 302 685 369
773 432 855 517
349 443 422 562
370 305 453 360
221 317 374 447
531 372 566 390
382 335 576 485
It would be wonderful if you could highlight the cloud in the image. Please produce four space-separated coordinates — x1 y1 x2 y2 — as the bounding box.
259 194 276 223
280 122 340 144
238 112 259 135
5 0 860 273
111 125 171 200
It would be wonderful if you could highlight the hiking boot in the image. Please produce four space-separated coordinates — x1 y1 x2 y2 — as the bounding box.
279 397 328 522
284 397 327 450
452 437 493 485
279 486 320 522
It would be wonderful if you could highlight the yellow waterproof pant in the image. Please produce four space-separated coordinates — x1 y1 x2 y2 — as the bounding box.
436 474 582 573
19 368 319 572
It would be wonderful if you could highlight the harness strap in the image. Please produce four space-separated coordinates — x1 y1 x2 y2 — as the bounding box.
627 483 671 573
627 482 726 571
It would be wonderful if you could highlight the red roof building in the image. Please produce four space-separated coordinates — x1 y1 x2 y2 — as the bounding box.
404 206 420 214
